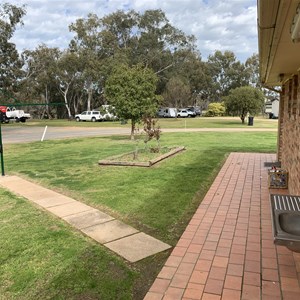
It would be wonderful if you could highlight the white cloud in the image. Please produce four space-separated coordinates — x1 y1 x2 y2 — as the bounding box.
9 0 258 61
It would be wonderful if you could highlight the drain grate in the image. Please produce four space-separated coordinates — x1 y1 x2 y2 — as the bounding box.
271 194 300 212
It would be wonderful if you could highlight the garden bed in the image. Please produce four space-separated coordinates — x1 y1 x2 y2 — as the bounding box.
98 146 185 167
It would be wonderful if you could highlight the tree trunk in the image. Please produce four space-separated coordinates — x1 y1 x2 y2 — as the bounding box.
63 87 72 119
46 86 52 119
241 115 245 124
64 94 72 119
131 120 135 140
87 84 92 111
73 100 77 114
45 85 51 119
58 83 72 119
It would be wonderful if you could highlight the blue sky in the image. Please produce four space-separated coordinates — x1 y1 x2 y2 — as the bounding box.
9 0 258 62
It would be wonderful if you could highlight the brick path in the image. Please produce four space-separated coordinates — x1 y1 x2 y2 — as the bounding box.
145 152 300 300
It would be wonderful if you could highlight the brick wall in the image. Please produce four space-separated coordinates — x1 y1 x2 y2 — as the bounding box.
280 73 300 194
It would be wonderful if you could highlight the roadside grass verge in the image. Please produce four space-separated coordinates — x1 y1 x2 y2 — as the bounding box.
15 116 278 129
2 131 277 299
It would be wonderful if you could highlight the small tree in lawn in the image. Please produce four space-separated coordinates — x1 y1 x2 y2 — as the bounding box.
224 86 264 124
105 64 160 140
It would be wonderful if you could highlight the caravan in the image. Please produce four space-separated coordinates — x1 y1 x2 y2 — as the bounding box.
157 107 177 118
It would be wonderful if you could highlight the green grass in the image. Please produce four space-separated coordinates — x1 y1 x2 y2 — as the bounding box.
154 116 278 129
2 131 277 299
106 146 172 162
0 189 136 300
4 132 276 241
13 115 278 129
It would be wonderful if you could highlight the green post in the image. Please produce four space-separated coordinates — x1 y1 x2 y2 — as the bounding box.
0 121 5 176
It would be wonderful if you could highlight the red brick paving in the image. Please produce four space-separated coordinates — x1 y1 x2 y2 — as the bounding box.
144 153 300 299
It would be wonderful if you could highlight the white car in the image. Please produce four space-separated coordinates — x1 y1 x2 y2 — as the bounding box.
75 111 103 122
186 108 197 117
177 109 189 118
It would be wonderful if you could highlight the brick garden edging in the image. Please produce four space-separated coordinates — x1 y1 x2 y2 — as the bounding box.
98 146 185 167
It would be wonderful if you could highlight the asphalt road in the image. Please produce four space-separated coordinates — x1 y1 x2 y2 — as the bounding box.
1 126 277 144
1 126 131 144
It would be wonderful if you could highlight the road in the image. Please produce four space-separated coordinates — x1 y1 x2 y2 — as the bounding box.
1 126 277 144
1 126 131 144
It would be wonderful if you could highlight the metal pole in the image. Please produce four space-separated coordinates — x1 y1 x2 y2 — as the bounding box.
41 125 48 142
0 121 5 176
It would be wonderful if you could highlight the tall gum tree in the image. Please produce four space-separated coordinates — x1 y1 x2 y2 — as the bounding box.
56 50 85 118
68 9 195 109
0 3 26 95
163 76 191 110
21 45 61 118
69 13 103 111
207 50 250 101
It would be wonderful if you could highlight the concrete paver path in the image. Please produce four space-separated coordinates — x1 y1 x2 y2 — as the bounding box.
0 175 171 263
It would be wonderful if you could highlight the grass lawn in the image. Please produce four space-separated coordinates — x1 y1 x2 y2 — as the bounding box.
1 131 277 299
15 115 278 129
0 190 136 300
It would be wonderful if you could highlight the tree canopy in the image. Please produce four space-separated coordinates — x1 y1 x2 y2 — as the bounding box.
1 4 262 120
224 86 265 123
207 50 251 101
0 3 26 94
105 64 160 139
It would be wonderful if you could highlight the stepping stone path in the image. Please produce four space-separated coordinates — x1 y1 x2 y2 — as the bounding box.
0 175 171 262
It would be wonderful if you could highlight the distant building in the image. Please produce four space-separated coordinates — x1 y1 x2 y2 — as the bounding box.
265 98 279 119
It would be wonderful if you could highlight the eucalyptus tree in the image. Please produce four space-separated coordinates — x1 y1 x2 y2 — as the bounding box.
21 45 61 118
169 49 213 108
207 50 249 101
69 13 103 111
0 3 26 96
162 76 191 109
100 9 193 71
69 9 195 110
132 9 193 72
56 50 86 118
245 53 261 88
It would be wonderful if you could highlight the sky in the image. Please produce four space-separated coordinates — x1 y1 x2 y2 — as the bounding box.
9 0 258 62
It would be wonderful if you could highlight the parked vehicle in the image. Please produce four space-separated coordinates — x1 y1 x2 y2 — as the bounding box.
157 107 177 118
186 108 197 117
0 106 31 123
177 109 189 118
75 111 103 122
157 108 166 118
100 105 118 120
187 106 201 116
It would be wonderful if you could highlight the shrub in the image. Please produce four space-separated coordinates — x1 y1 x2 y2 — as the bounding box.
204 102 226 117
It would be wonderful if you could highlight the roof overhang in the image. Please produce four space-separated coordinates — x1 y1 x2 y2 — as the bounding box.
258 0 300 86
